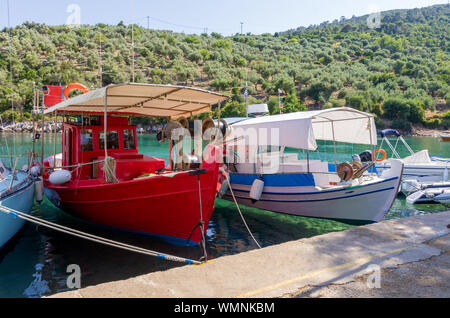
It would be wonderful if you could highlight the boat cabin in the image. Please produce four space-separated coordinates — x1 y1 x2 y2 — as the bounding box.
58 116 165 181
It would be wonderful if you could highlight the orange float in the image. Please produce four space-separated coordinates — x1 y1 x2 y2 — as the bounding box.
373 149 387 162
63 83 89 100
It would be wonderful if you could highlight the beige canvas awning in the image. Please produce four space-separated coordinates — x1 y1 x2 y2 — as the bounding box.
230 107 377 150
43 83 228 119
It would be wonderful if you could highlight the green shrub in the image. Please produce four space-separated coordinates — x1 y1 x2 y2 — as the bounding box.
424 118 443 129
391 118 412 132
382 97 410 120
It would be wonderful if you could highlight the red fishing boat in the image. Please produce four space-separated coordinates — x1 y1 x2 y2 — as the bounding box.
41 83 227 246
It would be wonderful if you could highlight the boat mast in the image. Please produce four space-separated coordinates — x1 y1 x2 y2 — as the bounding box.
241 22 249 118
131 23 135 83
131 1 135 83
7 0 15 166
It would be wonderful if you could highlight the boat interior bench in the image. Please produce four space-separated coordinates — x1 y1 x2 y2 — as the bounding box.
97 153 166 181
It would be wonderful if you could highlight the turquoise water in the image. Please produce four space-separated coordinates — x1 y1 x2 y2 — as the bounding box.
0 133 448 298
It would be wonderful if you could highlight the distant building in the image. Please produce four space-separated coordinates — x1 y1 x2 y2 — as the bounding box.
247 104 269 117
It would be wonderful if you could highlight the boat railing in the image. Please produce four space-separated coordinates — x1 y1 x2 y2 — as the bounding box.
378 130 415 159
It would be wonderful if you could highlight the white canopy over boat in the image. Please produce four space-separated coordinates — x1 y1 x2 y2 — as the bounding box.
43 83 228 119
230 107 377 151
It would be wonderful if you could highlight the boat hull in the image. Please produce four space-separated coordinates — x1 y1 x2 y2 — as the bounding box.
44 165 220 246
0 180 35 249
223 174 401 224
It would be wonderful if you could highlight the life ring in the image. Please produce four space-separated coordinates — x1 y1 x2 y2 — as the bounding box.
373 149 387 162
63 83 89 100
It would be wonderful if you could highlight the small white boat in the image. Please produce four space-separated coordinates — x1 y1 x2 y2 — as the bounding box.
220 108 403 224
376 129 450 182
440 134 450 142
434 191 450 204
406 188 449 204
0 161 36 249
401 179 450 197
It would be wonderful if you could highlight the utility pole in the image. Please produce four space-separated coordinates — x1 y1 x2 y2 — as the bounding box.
278 89 284 115
98 40 103 88
132 23 135 82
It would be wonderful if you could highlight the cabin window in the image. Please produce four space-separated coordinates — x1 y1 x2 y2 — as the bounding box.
123 129 136 150
80 129 93 151
99 131 119 150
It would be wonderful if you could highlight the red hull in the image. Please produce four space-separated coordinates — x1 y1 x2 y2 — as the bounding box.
44 147 221 246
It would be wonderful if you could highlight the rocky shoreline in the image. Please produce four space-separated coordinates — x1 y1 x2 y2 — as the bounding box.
0 121 62 133
0 121 163 134
0 121 447 137
410 127 448 137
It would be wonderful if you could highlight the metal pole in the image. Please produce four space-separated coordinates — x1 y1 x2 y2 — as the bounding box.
104 88 108 159
331 121 338 172
132 24 135 83
53 112 57 169
99 41 103 88
278 90 281 115
196 174 207 262
40 107 45 174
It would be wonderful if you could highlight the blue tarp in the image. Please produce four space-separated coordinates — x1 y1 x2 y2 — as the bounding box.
229 173 316 187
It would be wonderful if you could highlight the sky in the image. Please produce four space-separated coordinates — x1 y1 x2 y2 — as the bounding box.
0 0 447 35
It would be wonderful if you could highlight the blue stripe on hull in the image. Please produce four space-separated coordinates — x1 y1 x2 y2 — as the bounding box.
227 187 395 203
230 173 315 187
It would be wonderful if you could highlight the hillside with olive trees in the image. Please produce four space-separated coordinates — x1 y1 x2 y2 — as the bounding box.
0 3 448 131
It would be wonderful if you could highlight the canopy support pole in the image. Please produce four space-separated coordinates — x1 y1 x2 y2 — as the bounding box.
167 117 174 170
103 87 117 183
331 121 338 172
53 112 57 169
104 89 108 159
40 107 45 174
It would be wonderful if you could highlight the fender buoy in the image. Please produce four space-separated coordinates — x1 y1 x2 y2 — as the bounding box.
35 178 44 203
63 83 89 100
49 170 72 185
373 149 387 162
218 179 229 198
250 176 264 203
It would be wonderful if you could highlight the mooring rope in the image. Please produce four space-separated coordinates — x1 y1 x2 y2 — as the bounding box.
42 159 105 171
223 172 262 249
0 204 200 265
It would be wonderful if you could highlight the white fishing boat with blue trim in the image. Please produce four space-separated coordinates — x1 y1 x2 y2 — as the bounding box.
219 107 403 224
0 161 36 249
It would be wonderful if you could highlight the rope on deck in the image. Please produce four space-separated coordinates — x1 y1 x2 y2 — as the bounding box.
0 204 201 265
